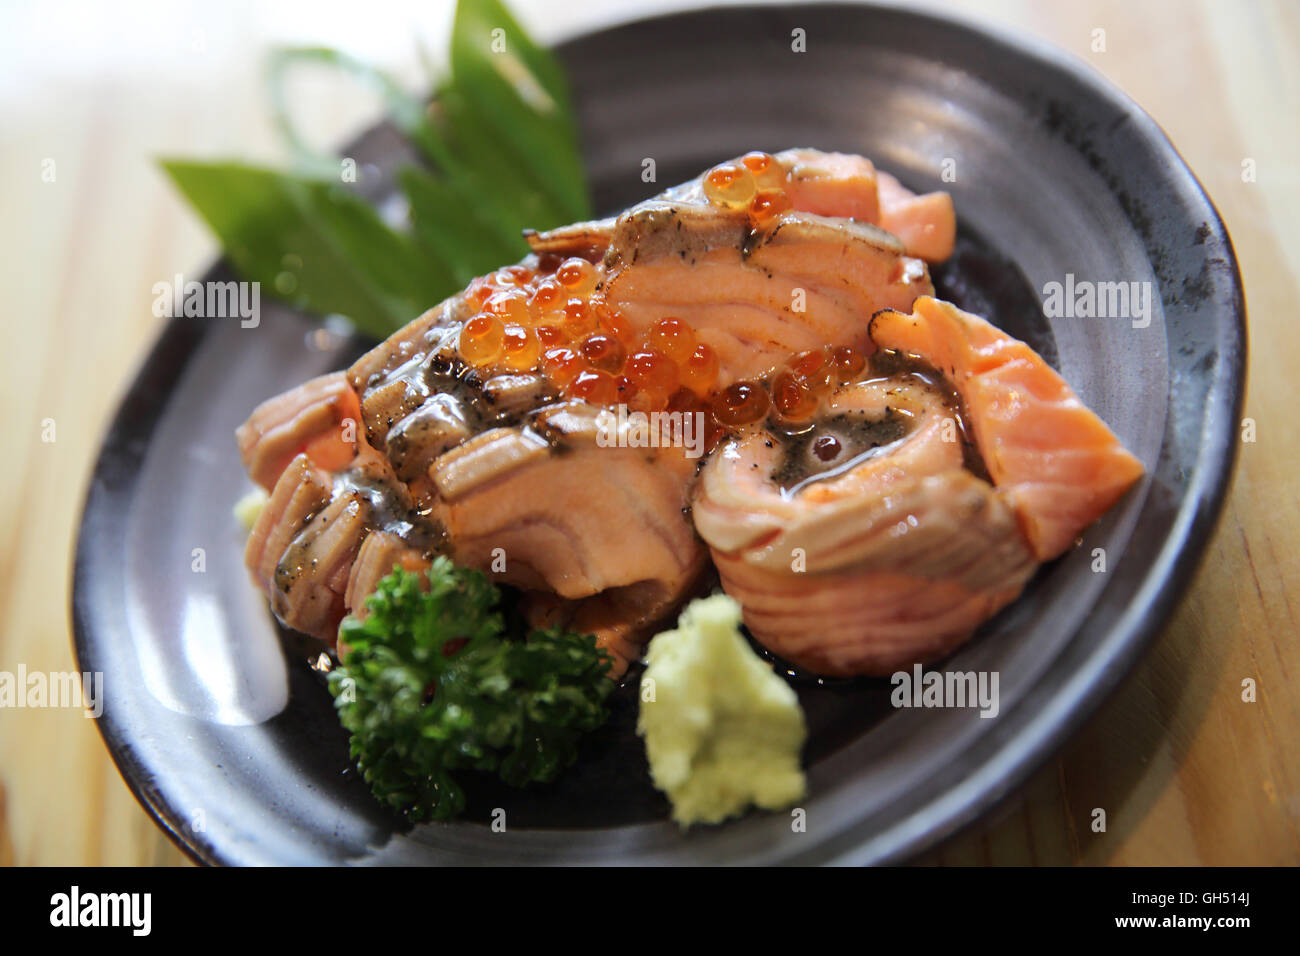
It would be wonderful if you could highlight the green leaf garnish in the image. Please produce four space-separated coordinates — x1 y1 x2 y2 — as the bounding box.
328 557 613 821
162 0 591 338
159 161 453 339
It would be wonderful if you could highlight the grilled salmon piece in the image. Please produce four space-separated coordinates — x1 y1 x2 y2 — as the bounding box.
870 297 1145 560
244 453 360 642
236 372 361 490
236 151 964 665
778 148 881 223
344 530 431 620
427 403 709 677
708 471 1036 676
525 148 955 265
875 171 956 264
603 205 931 386
693 377 1036 675
270 491 371 642
245 454 330 593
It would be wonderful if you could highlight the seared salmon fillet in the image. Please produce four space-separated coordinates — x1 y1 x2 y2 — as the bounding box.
602 206 931 386
691 293 1142 675
870 297 1146 560
344 530 430 622
428 403 709 676
235 148 1134 683
525 147 954 265
707 471 1036 676
236 372 361 490
693 376 1037 675
874 170 956 265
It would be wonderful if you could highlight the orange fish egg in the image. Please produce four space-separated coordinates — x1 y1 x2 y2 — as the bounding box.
541 346 584 387
811 434 843 462
556 257 599 297
712 381 770 426
831 345 867 381
535 324 566 348
562 297 599 338
485 289 530 326
679 343 720 396
595 303 636 345
459 313 504 367
626 348 679 395
648 317 696 364
749 188 792 224
789 347 835 393
740 151 786 189
771 369 819 421
666 386 715 431
666 387 706 415
493 265 530 288
619 376 667 414
466 277 496 308
636 390 671 414
703 162 757 208
567 368 619 406
500 325 540 371
789 347 828 378
668 388 725 452
580 333 627 374
528 278 564 316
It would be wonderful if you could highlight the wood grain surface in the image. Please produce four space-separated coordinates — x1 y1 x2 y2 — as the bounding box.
0 0 1294 866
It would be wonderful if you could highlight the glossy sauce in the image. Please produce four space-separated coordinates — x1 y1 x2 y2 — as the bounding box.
765 350 985 496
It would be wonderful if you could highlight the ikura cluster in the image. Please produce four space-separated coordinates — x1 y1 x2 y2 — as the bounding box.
456 260 723 419
702 151 793 227
711 344 870 428
455 253 870 438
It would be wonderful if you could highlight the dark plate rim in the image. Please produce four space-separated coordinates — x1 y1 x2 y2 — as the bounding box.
71 1 1247 866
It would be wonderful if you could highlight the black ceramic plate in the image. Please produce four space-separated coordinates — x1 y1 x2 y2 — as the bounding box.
73 3 1244 865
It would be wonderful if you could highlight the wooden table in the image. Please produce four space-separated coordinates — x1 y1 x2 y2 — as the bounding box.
1 0 1295 866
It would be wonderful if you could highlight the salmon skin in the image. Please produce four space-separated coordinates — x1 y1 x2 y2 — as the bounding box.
234 149 1135 681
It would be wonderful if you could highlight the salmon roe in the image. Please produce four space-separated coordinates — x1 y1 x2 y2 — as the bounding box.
831 345 867 381
749 188 792 224
581 333 626 373
556 257 598 296
789 348 836 393
712 382 770 426
455 251 871 431
703 163 756 208
620 376 666 414
562 297 598 338
706 153 792 228
627 348 679 395
535 324 566 348
459 313 504 367
500 325 540 372
528 278 564 315
485 289 530 326
596 302 636 344
679 343 719 396
498 264 533 285
740 151 786 189
771 369 818 421
567 368 619 405
648 317 695 364
541 346 584 387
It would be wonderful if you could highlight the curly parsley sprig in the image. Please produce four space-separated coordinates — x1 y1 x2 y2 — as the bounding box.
327 557 613 820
